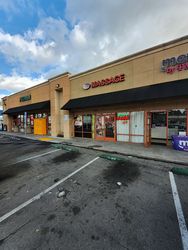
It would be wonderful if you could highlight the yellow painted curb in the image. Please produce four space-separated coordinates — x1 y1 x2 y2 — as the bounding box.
38 137 54 141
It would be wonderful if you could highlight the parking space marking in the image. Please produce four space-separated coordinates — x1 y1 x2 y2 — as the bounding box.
169 171 188 250
0 157 99 224
7 149 61 166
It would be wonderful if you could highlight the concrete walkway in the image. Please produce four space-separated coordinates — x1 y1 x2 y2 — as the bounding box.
1 131 188 166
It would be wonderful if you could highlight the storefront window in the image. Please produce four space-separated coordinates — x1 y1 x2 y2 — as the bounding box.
105 115 115 138
96 115 105 137
151 111 167 144
74 115 92 138
83 115 92 138
116 112 144 143
96 113 115 140
116 112 130 142
151 112 167 127
11 112 50 134
168 109 187 138
74 115 83 137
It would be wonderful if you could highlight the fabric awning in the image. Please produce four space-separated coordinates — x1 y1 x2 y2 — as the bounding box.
62 79 188 110
3 100 50 115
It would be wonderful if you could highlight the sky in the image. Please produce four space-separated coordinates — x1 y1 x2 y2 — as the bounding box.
0 0 188 102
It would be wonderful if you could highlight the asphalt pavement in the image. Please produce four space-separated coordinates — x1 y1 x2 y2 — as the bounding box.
0 134 187 250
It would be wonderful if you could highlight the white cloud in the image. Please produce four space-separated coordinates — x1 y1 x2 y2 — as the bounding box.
1 0 188 94
70 24 87 46
0 73 46 93
0 29 63 73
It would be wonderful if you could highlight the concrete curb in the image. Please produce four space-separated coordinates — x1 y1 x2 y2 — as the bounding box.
1 132 188 167
72 144 188 167
171 167 188 176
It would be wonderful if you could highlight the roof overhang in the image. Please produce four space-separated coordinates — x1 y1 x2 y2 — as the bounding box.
3 100 50 115
62 79 188 110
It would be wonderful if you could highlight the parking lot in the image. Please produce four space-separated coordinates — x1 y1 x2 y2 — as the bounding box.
0 134 187 250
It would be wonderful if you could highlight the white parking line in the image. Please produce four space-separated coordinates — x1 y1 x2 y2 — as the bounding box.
169 171 188 250
0 157 99 223
8 149 61 165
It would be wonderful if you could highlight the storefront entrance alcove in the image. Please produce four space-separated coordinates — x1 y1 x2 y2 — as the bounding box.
74 114 93 138
95 113 116 141
150 109 187 145
151 111 167 144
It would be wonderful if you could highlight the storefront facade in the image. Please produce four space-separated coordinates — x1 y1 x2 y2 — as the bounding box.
2 36 188 146
2 72 71 137
63 36 188 146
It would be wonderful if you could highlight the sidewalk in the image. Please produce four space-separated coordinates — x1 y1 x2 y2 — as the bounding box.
1 131 188 166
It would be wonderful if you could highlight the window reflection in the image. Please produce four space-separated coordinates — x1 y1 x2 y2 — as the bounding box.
168 109 186 138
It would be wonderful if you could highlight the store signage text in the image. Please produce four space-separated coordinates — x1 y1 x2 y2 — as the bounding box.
20 95 31 102
172 136 188 151
82 74 125 90
161 54 188 74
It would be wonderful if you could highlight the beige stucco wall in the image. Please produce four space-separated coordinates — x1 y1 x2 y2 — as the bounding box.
2 36 188 138
4 82 50 110
70 38 188 99
49 73 71 137
2 82 50 132
3 73 72 137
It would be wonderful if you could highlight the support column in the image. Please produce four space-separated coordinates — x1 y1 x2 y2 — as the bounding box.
3 114 13 132
63 110 74 139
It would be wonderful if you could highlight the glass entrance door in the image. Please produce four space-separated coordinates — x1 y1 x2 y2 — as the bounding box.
151 111 167 144
96 114 115 141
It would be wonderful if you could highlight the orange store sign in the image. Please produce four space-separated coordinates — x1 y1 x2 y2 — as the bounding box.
82 74 125 90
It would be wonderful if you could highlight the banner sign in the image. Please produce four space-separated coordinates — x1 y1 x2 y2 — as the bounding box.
172 135 188 151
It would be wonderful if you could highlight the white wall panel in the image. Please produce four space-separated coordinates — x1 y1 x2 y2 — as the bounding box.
116 112 129 142
130 111 144 143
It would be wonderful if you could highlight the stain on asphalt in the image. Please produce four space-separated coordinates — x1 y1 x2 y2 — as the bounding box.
91 235 100 240
64 201 70 207
47 214 56 221
0 193 6 200
50 228 63 238
17 184 26 190
54 178 60 183
52 151 80 163
72 206 81 215
103 160 140 186
0 239 4 246
41 227 50 235
0 163 31 182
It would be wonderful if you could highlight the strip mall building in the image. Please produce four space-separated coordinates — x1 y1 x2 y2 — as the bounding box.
2 36 188 146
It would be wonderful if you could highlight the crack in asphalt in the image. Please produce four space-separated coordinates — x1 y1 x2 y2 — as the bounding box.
0 219 32 246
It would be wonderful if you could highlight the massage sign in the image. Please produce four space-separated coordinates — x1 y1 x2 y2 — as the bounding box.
82 74 125 90
161 54 188 74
